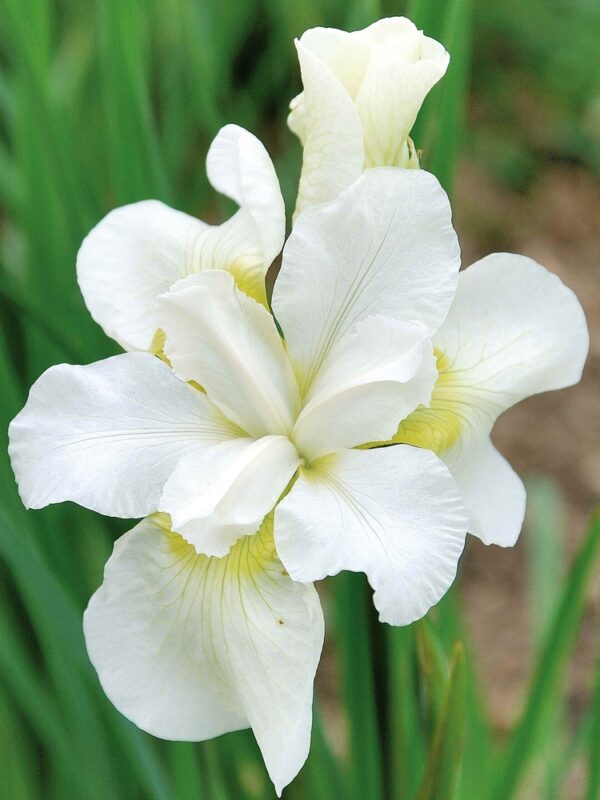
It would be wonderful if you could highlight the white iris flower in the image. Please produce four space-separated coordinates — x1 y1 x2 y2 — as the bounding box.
289 17 449 213
8 122 587 793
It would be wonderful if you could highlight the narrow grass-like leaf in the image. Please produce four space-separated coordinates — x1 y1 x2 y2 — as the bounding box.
304 706 346 799
416 618 451 721
0 689 42 800
493 509 600 800
334 572 384 800
587 632 600 800
415 642 467 800
526 478 565 650
0 506 173 800
424 0 472 194
525 478 567 794
387 625 426 799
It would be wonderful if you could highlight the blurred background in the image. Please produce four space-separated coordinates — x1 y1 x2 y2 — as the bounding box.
0 1 599 798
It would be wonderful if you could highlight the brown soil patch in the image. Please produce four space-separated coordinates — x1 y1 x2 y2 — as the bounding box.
454 161 600 730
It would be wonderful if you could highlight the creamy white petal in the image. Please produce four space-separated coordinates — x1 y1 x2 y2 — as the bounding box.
433 253 589 418
444 438 526 547
84 514 324 796
292 27 349 68
289 19 448 211
292 316 436 461
392 254 588 546
273 168 460 394
160 435 301 557
77 200 207 351
275 446 467 626
395 254 589 453
8 353 239 517
356 36 448 168
77 127 284 350
289 39 364 215
206 123 285 271
159 271 300 437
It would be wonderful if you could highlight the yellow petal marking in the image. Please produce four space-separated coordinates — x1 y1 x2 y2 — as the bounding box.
228 260 269 308
157 511 278 581
391 350 464 455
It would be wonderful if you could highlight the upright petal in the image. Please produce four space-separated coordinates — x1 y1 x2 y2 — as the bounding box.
292 316 436 461
8 353 240 517
206 123 285 273
275 446 467 626
159 435 301 557
159 271 300 437
356 32 448 168
77 126 284 350
290 38 364 215
289 19 448 212
84 514 324 796
272 168 460 394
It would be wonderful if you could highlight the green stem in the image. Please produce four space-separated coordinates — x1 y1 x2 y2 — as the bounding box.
334 572 384 800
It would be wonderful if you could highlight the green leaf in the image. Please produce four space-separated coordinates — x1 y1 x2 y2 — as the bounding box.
387 625 426 799
422 0 472 195
493 509 600 800
334 572 384 800
416 618 451 721
587 631 600 800
415 642 468 800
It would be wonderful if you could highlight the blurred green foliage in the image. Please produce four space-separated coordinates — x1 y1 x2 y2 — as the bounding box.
0 0 599 798
470 0 600 188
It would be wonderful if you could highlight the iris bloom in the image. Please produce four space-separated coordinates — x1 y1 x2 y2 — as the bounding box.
289 17 449 213
8 123 587 792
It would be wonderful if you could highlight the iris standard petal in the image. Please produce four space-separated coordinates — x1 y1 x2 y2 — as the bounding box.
84 514 324 796
272 168 460 394
8 352 239 517
356 33 448 168
77 125 284 350
289 38 364 215
206 123 285 273
289 18 448 212
77 200 207 351
159 271 301 437
275 446 468 626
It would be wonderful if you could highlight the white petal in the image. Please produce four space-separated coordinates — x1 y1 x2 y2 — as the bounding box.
159 271 300 437
160 435 301 557
8 353 238 517
289 38 364 215
433 253 589 415
392 254 587 547
292 316 436 461
77 200 207 351
206 123 285 271
84 514 324 796
444 438 526 547
356 36 448 168
273 168 460 393
289 19 448 212
77 127 284 350
275 446 467 626
292 27 349 67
